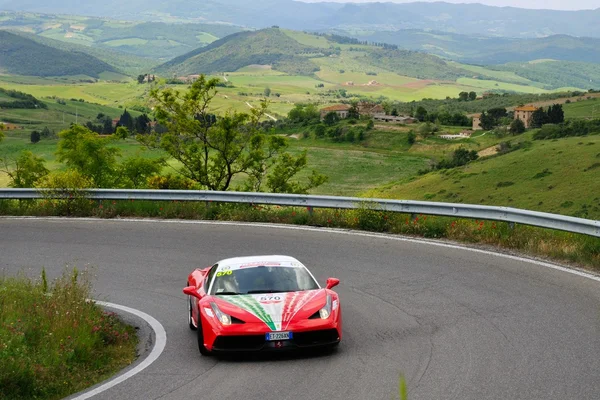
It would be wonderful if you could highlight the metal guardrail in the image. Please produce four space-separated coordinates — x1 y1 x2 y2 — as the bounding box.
0 188 599 237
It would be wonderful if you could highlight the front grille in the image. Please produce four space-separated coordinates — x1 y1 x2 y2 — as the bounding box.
213 335 265 350
293 329 339 347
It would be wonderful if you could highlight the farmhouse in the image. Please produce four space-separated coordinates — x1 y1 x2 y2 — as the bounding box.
514 105 539 129
320 104 351 119
0 122 21 130
358 102 385 117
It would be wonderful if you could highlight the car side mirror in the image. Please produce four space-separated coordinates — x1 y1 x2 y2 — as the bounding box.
183 286 203 300
326 278 340 290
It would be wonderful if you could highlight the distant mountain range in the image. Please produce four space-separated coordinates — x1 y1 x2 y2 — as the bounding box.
1 1 600 38
0 30 116 77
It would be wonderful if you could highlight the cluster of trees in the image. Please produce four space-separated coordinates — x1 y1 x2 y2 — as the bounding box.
478 108 509 130
84 111 154 135
315 124 366 143
413 106 470 126
435 148 479 170
458 91 478 102
0 88 47 109
29 127 56 143
529 104 565 128
533 118 600 140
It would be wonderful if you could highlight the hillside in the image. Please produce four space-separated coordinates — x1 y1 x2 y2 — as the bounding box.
6 30 156 75
0 30 117 77
1 1 600 38
367 132 600 219
330 30 600 65
155 29 327 76
0 12 243 60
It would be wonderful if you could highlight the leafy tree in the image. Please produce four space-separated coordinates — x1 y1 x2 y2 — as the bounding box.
366 119 374 130
530 108 549 128
458 91 469 102
415 106 428 122
141 75 325 192
288 104 320 125
56 125 120 188
547 104 565 124
323 111 340 126
41 126 53 139
469 91 477 101
314 124 326 138
120 156 164 188
391 108 399 116
137 74 145 84
146 174 198 190
479 111 496 130
348 101 360 120
509 118 526 134
3 150 48 188
264 152 327 194
407 131 416 144
264 87 271 97
488 108 508 120
30 130 41 143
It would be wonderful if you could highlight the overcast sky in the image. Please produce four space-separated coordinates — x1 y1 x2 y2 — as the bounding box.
299 0 599 11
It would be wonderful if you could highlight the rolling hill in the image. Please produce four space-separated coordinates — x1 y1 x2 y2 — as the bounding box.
155 28 600 92
0 30 117 77
155 29 327 76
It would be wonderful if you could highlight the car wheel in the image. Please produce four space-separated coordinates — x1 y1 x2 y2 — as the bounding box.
187 284 197 331
196 311 210 356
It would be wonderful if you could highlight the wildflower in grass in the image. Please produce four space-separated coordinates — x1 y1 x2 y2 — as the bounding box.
291 211 296 217
99 204 103 209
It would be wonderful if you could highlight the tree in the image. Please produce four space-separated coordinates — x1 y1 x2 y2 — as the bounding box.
415 106 427 122
323 111 340 126
141 75 325 192
264 152 327 194
479 111 496 130
348 101 360 120
30 130 41 143
264 87 271 97
547 104 564 124
41 126 53 139
3 150 49 188
119 156 164 188
469 91 477 101
118 109 134 131
56 125 120 188
530 108 549 128
407 131 416 145
458 91 469 102
509 118 526 134
134 113 151 134
137 75 145 84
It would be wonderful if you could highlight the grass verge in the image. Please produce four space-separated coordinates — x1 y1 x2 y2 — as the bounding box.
0 268 138 400
0 198 598 271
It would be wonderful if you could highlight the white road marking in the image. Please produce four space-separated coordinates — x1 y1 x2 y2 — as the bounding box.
4 216 599 284
69 301 167 400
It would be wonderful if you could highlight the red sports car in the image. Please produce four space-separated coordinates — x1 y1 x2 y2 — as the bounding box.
183 255 342 355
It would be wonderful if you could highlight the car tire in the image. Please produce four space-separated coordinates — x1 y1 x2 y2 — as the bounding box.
197 311 210 356
187 283 197 331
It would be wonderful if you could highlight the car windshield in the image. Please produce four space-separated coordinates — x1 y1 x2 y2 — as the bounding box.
210 266 319 295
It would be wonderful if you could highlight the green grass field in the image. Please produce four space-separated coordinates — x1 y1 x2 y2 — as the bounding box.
563 98 600 119
368 133 600 219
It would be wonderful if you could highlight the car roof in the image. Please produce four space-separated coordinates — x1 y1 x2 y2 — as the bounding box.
216 255 304 269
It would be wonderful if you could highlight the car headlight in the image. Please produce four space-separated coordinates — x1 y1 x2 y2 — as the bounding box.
210 302 232 326
319 295 332 319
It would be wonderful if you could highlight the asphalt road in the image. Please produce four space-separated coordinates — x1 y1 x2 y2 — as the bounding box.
1 218 599 400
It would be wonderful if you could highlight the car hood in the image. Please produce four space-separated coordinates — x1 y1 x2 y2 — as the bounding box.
213 289 326 331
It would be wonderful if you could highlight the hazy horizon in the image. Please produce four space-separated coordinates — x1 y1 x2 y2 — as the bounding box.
298 0 599 11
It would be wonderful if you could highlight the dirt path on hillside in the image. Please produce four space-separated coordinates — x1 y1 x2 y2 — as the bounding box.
478 145 498 158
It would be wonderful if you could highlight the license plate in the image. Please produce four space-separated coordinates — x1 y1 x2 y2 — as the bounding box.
266 331 292 341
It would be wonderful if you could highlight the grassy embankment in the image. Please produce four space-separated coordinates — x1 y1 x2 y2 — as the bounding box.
0 269 138 400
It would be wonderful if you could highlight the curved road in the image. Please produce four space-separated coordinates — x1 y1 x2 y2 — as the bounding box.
1 218 599 400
